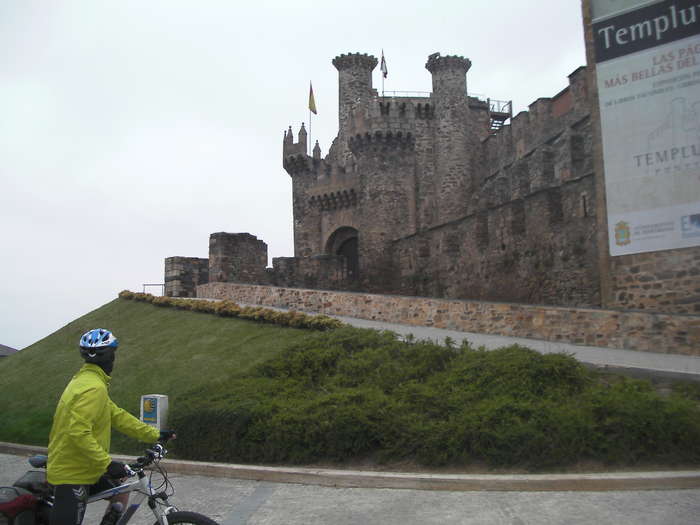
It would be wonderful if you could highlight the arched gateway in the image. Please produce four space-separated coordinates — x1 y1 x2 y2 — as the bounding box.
325 227 359 281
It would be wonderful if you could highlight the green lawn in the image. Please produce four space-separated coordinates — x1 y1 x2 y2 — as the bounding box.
0 298 308 450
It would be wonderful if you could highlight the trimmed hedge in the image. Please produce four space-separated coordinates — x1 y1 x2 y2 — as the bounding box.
169 327 700 469
118 290 343 331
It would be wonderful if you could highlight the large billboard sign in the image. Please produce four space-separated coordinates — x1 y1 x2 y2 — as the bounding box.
592 0 700 255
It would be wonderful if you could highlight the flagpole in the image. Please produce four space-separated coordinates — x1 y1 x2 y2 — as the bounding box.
308 81 313 156
308 81 319 155
380 50 387 97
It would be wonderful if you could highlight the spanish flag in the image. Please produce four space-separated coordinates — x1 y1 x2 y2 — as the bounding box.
309 82 317 115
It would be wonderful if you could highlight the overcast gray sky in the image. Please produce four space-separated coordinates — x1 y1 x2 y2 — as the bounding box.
0 1 586 350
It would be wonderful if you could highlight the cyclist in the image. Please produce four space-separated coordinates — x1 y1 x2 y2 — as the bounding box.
47 328 175 525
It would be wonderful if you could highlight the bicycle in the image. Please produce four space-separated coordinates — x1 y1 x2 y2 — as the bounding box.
7 442 219 525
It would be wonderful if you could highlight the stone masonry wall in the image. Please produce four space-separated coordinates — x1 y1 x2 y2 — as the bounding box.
393 65 599 307
164 257 209 297
270 255 352 290
208 232 269 285
197 283 700 356
609 247 700 314
393 174 599 306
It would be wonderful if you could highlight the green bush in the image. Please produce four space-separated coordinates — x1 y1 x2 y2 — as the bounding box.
169 327 700 469
118 291 344 331
672 380 700 401
586 381 700 464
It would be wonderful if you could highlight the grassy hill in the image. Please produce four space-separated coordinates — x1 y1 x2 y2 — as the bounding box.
0 297 309 451
2 296 699 470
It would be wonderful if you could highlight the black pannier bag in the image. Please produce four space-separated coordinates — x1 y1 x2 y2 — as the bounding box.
0 486 37 525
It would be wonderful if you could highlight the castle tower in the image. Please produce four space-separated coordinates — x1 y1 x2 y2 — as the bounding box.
208 232 268 284
282 123 317 258
332 53 378 134
348 130 417 291
426 53 471 98
426 53 473 222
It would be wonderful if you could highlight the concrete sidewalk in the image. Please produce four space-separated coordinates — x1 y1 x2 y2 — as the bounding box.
235 302 700 381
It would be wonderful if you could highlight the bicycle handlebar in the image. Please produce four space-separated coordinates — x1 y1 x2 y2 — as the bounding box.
127 442 167 474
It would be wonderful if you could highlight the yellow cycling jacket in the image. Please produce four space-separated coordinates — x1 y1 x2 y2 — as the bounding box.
47 363 161 485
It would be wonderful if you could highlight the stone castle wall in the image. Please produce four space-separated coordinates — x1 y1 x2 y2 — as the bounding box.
608 248 700 314
208 232 268 285
197 282 700 356
392 66 600 307
166 49 700 318
164 257 209 298
392 175 599 306
270 255 352 290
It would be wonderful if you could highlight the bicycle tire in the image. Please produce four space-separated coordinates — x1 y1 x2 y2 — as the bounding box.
152 510 219 524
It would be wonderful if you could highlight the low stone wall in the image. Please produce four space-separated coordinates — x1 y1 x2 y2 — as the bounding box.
197 283 700 356
608 246 700 315
271 255 351 290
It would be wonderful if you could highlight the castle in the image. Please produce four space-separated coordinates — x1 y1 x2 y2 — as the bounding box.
165 51 700 316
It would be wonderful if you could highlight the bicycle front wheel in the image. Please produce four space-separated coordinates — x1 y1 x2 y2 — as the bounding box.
153 510 219 524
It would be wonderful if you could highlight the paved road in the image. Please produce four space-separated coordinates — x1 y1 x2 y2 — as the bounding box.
3 453 699 525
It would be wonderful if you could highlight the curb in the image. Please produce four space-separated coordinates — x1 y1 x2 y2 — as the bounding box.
3 442 700 492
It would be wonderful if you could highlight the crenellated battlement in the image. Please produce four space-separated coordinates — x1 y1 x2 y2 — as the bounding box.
332 53 379 71
424 53 472 74
348 130 415 153
377 99 436 120
282 124 307 156
343 96 436 141
309 189 358 211
283 153 311 176
283 122 318 177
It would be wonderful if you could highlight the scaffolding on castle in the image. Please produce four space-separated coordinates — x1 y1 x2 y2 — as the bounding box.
488 98 512 131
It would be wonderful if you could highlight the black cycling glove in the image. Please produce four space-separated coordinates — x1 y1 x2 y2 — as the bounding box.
106 460 128 479
159 430 176 442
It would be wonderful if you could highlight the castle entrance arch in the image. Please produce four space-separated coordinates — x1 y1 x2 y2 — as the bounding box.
326 227 359 281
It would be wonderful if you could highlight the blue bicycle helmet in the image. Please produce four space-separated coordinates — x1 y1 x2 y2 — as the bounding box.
79 328 118 358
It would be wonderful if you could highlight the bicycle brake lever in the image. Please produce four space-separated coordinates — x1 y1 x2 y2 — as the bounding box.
147 443 166 459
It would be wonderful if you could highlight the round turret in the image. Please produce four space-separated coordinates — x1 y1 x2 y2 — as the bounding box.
332 53 378 133
425 53 471 99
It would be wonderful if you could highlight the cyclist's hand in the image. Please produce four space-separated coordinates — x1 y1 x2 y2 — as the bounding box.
106 460 129 479
159 430 176 442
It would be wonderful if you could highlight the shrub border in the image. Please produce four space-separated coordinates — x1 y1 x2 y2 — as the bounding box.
118 291 344 331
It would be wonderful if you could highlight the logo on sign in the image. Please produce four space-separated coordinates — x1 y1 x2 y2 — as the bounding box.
143 397 157 422
615 221 632 246
681 214 700 238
